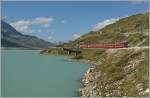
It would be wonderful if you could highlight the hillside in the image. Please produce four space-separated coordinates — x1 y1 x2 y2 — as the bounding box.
63 12 149 47
78 47 149 97
42 12 149 97
77 12 149 97
1 20 54 49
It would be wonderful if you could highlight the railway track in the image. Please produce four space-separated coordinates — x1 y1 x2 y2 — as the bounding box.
83 46 149 50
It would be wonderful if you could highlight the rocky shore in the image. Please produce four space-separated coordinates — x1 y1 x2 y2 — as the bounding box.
78 48 149 97
78 61 101 97
40 47 149 97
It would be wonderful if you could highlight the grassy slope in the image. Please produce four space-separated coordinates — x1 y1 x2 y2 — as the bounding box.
80 48 149 97
63 12 149 47
44 12 149 97
65 12 149 97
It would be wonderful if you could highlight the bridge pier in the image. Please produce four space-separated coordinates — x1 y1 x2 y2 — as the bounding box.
68 51 70 55
63 48 81 56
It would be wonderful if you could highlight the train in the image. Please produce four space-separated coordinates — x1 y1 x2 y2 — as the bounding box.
79 42 128 49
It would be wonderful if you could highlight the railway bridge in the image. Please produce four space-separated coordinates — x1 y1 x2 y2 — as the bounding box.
63 48 81 56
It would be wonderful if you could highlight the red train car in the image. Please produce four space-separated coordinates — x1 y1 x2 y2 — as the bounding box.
79 42 127 49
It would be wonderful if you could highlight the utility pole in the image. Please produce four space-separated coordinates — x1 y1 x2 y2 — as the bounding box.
139 21 144 42
115 25 120 44
135 21 144 46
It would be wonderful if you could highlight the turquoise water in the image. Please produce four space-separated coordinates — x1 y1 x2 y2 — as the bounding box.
1 50 90 97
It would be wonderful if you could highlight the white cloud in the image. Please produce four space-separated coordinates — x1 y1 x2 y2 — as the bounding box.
37 29 42 33
2 16 7 20
28 30 36 34
48 35 54 40
92 18 119 31
73 34 80 39
129 0 148 5
12 25 35 34
34 17 53 25
50 32 55 34
19 25 28 32
61 20 65 24
43 24 49 27
9 16 54 33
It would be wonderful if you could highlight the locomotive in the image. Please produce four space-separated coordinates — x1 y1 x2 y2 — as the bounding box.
79 41 128 49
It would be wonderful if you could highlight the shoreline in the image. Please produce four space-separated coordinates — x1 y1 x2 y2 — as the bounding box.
41 47 149 97
64 58 97 96
40 51 96 96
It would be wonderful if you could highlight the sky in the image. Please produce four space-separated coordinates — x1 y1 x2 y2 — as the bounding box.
1 1 149 43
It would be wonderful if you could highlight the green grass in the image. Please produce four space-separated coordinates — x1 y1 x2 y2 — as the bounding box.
63 12 149 47
44 12 149 97
79 48 149 97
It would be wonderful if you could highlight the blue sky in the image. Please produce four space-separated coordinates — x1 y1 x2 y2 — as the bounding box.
2 1 149 42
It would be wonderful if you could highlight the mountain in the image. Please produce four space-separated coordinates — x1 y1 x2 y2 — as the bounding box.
63 12 149 47
43 12 149 97
1 20 54 49
76 12 149 97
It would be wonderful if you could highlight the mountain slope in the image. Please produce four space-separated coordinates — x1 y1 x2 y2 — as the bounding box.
76 12 149 97
46 12 149 97
79 47 149 97
63 12 149 47
1 20 54 49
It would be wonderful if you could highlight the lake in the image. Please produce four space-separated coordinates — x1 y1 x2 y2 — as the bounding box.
1 50 90 97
